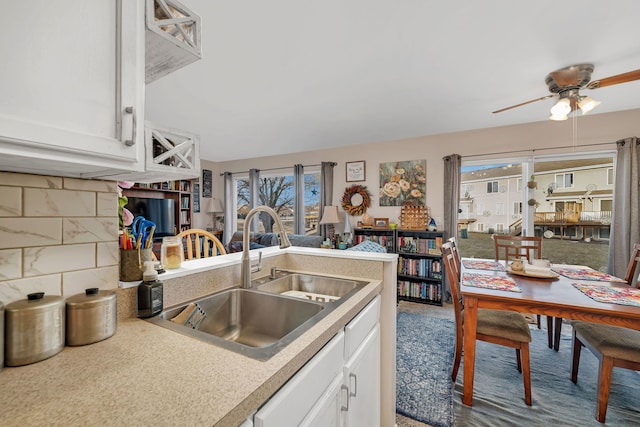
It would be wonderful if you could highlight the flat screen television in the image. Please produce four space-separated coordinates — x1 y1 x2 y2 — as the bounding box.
125 197 176 238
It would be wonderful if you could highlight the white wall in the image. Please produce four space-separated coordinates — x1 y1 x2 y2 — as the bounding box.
194 109 640 234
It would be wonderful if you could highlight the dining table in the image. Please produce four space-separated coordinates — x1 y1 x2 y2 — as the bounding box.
460 258 640 406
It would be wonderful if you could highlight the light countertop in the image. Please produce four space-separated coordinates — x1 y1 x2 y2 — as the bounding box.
0 247 388 426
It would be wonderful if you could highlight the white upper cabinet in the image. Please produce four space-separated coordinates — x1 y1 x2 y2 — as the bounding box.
0 0 146 179
145 0 202 83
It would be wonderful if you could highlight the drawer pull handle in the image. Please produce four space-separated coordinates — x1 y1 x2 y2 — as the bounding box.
349 373 357 397
340 384 349 411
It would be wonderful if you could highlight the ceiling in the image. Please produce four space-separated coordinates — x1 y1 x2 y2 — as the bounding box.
145 0 640 163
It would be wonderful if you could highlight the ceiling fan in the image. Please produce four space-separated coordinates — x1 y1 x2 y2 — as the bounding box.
492 64 640 120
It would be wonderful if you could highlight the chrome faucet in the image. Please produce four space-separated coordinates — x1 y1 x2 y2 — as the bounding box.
241 206 292 288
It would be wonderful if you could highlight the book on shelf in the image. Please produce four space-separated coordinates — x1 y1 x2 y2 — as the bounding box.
397 235 443 255
397 280 441 302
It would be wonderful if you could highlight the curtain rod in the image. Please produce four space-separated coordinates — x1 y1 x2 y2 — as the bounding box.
461 141 616 159
220 163 323 176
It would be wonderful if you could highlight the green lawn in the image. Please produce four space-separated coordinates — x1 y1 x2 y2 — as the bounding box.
457 232 610 271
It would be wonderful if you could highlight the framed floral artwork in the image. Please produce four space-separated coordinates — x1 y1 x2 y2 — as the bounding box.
379 160 426 206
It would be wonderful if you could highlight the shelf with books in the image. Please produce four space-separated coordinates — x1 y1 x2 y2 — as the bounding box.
353 228 395 252
396 229 444 306
353 228 445 306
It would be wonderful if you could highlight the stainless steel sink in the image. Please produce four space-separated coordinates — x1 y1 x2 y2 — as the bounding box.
254 272 368 302
148 288 326 360
147 272 369 360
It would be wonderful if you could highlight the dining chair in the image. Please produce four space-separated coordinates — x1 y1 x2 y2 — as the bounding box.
493 234 560 350
447 236 461 278
570 243 640 422
177 228 227 259
442 242 533 406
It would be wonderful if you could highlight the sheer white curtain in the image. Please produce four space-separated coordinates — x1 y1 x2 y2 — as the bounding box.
442 154 461 303
608 137 640 276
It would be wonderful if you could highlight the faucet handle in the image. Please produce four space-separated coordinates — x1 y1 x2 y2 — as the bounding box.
251 251 263 273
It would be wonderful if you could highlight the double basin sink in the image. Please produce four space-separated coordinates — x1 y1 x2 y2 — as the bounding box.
147 271 368 360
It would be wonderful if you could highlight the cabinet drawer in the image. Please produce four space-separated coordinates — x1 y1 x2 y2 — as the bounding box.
344 295 381 360
254 331 345 427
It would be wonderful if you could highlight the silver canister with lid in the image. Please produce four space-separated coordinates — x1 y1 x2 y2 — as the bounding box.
66 288 117 346
5 292 65 366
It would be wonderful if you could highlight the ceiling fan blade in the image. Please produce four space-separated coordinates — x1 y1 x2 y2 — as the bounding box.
492 95 554 114
586 69 640 89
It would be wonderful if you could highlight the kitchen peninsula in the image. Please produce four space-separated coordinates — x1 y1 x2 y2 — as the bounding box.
0 246 397 427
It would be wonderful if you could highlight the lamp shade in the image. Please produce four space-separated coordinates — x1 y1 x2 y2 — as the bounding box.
577 96 600 114
319 206 341 224
207 198 224 213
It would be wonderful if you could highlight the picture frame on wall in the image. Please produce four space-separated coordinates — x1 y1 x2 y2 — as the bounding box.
202 169 212 198
346 160 366 182
193 183 200 213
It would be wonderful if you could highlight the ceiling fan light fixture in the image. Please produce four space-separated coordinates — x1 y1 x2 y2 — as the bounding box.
577 96 601 114
549 112 568 121
549 97 571 117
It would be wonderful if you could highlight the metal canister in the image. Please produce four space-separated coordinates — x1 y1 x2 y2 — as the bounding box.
5 292 65 366
65 288 117 346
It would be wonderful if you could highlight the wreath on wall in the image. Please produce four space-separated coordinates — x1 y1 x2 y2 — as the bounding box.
342 184 372 216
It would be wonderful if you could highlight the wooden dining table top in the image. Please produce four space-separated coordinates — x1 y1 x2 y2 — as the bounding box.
459 258 640 407
460 258 640 330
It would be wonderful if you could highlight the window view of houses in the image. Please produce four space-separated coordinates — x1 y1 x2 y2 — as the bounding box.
458 156 614 270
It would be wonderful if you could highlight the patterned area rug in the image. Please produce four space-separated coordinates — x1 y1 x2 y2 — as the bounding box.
396 312 455 427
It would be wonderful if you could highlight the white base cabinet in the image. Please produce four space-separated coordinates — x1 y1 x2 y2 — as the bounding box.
343 324 380 426
253 295 381 427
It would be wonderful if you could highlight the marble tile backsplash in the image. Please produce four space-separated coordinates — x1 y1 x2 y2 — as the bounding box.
0 172 119 305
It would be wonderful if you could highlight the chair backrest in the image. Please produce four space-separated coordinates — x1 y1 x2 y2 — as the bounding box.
448 236 461 277
624 243 640 287
177 228 227 259
494 235 542 262
442 242 463 330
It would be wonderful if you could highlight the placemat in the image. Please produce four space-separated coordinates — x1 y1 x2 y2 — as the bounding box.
572 283 640 307
462 259 505 271
462 272 521 292
552 267 626 283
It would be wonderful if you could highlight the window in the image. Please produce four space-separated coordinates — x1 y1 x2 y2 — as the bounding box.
555 173 574 189
486 181 498 193
607 168 614 185
513 202 523 215
234 171 321 235
477 223 485 232
496 223 504 233
496 202 505 216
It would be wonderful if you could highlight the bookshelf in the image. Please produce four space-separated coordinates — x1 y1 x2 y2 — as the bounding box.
353 228 444 306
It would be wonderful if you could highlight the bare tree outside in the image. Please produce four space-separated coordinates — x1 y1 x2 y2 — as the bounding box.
236 172 321 234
